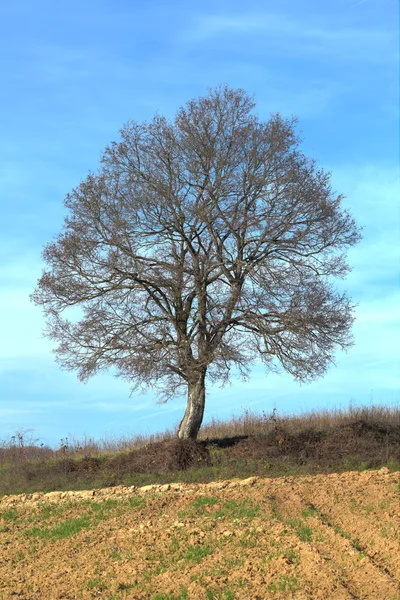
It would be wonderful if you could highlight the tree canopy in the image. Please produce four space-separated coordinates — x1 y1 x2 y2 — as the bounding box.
32 85 361 438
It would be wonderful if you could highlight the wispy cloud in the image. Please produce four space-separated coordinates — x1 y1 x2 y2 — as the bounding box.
183 11 397 64
331 164 399 296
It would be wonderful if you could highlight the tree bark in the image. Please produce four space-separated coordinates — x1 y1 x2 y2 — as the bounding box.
177 371 206 439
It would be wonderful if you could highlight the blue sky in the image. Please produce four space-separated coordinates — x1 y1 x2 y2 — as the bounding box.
0 0 398 448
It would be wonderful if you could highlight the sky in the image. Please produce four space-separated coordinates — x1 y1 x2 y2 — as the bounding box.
0 0 399 448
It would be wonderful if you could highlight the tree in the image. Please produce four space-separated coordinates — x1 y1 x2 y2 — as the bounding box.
32 85 361 439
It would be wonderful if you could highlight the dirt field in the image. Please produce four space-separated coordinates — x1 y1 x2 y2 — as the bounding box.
0 468 399 599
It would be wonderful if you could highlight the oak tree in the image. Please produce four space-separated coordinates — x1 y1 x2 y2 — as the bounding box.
32 86 361 439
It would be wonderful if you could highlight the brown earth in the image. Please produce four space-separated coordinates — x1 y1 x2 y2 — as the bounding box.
0 468 399 600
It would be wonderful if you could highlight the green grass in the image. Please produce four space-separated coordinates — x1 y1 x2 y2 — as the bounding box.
287 518 313 542
190 495 219 509
214 499 260 521
181 495 219 518
178 497 260 524
0 508 19 522
270 498 314 542
301 506 318 518
153 590 188 600
267 575 299 592
206 590 235 600
86 576 108 591
16 495 147 544
181 544 212 563
333 524 352 540
238 528 258 548
283 548 301 564
26 515 92 541
127 495 146 509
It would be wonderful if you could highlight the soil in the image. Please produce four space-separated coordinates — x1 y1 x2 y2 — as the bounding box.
0 468 399 599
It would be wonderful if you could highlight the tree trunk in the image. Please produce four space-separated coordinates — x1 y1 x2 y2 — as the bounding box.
177 371 206 439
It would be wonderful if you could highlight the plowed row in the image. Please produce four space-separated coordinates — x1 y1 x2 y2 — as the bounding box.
0 468 399 599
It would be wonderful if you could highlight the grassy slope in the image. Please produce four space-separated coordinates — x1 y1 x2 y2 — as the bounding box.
0 405 399 497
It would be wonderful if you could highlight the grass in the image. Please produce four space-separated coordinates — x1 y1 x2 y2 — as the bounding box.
190 496 219 509
206 590 235 600
287 518 313 542
178 497 260 523
26 515 92 541
214 499 260 521
1 508 19 522
181 544 212 563
153 590 188 600
2 494 148 552
267 575 299 592
0 404 399 497
301 505 318 518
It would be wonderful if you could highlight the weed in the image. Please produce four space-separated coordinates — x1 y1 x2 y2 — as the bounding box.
352 539 363 552
381 523 395 538
333 525 352 540
269 497 283 521
117 582 135 590
179 495 219 519
287 518 313 542
0 508 19 523
181 544 212 563
239 528 258 548
267 576 298 592
301 505 318 518
86 577 108 592
168 535 180 554
90 498 118 511
128 495 146 509
214 499 260 521
36 504 62 520
284 548 301 564
26 515 92 541
222 555 244 569
193 495 219 507
153 589 188 600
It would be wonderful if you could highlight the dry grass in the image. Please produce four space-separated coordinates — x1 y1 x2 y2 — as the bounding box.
0 404 399 498
198 404 400 439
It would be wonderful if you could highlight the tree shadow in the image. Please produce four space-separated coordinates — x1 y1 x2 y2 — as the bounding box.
202 435 249 449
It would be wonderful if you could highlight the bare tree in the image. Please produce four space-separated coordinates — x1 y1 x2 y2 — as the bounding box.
32 85 361 439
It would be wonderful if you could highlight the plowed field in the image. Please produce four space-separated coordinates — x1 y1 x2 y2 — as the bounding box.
0 468 399 599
